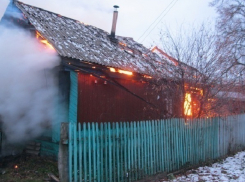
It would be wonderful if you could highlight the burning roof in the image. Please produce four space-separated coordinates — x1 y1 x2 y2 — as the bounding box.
14 1 178 78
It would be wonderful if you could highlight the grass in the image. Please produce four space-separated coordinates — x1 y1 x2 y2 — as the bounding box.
0 154 58 182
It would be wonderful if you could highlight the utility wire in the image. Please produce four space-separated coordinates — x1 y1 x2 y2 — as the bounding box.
137 0 176 42
139 0 179 43
141 0 178 43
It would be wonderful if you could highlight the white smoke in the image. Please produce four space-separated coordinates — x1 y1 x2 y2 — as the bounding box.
0 26 60 144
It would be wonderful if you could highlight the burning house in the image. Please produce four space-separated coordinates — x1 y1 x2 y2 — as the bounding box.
1 0 240 157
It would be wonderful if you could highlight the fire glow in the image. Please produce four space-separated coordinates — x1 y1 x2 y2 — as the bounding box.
118 70 133 75
184 93 192 116
109 67 133 76
109 67 116 72
144 75 152 79
36 31 54 50
119 42 127 47
151 46 179 66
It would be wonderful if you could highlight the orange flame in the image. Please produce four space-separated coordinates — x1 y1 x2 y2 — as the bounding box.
109 67 133 76
40 40 55 49
36 31 41 39
144 75 152 79
36 31 54 50
184 93 192 116
118 70 133 76
14 165 18 169
119 42 127 47
109 67 116 72
151 46 178 66
190 87 203 96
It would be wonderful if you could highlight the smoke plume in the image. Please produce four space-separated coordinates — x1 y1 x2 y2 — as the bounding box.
0 26 60 144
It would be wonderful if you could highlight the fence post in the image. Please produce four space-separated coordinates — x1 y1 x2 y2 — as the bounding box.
58 122 69 182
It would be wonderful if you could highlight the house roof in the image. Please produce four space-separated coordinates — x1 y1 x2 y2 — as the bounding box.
14 1 175 78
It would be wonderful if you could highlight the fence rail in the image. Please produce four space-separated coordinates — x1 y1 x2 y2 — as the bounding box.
68 114 245 182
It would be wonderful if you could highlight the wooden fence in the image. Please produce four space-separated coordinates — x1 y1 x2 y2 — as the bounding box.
66 114 245 182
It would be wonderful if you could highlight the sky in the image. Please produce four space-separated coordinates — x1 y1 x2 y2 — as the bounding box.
0 0 217 48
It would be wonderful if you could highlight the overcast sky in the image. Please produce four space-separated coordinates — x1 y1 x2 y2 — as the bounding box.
0 0 216 47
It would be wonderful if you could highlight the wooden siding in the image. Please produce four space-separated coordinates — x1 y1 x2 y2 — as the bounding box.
77 73 181 123
69 71 78 123
52 71 70 142
35 139 59 159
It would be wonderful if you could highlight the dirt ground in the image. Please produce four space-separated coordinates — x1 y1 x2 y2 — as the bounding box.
0 154 58 182
0 152 241 182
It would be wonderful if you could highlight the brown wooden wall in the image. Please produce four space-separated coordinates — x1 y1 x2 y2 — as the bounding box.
77 73 181 123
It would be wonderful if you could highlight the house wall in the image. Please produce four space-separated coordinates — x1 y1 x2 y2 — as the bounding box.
35 70 70 159
69 71 78 123
77 73 181 123
51 71 70 142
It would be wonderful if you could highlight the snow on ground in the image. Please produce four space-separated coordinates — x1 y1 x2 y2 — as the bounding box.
166 151 245 182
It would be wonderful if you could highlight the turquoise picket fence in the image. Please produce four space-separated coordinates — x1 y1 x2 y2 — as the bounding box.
68 114 245 182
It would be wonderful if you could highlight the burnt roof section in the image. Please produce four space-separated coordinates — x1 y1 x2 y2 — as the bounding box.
15 1 175 77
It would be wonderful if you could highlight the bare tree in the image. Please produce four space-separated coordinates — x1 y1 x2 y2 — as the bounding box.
210 0 245 67
156 24 244 118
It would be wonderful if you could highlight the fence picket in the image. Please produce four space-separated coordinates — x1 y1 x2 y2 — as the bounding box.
123 122 127 181
112 123 116 182
133 121 137 180
127 122 131 181
152 120 156 175
100 123 104 182
87 123 91 182
95 123 100 182
174 119 178 170
116 122 120 182
170 118 174 171
150 120 154 175
92 123 96 182
177 119 180 170
78 123 82 182
83 123 87 182
105 123 108 181
146 121 149 175
137 121 141 179
194 120 197 163
69 123 73 182
160 120 164 172
143 121 147 176
165 119 170 172
108 123 112 182
120 122 124 181
156 120 160 172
